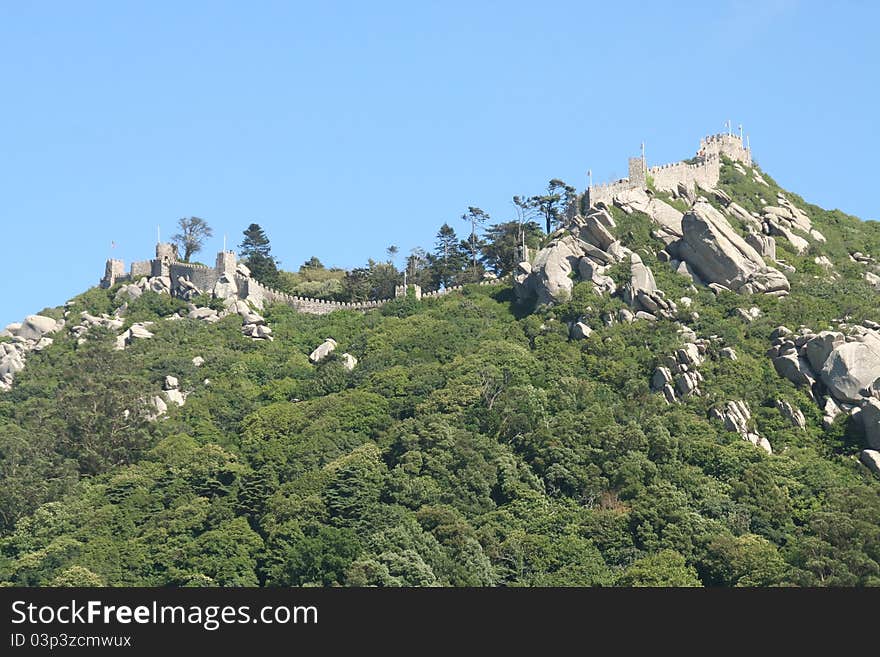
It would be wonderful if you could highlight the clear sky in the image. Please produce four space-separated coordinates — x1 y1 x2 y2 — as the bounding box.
1 1 877 327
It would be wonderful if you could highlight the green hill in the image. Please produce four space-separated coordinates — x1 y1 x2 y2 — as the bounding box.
2 156 880 587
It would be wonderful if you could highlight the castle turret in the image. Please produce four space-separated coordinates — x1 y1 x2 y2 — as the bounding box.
101 258 125 288
216 250 237 274
153 242 179 277
628 156 647 187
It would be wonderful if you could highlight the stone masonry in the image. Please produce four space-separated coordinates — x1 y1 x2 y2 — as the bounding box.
585 132 751 208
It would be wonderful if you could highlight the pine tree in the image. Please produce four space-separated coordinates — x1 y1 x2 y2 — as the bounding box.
431 223 466 288
239 223 280 287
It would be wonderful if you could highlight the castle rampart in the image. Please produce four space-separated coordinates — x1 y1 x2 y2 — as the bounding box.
102 242 507 317
584 132 750 208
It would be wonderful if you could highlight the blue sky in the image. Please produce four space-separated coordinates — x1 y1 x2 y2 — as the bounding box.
1 1 877 327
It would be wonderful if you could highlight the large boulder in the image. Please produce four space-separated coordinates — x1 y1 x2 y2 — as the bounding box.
15 315 61 341
860 450 880 477
805 331 845 372
614 188 684 239
577 257 616 295
766 220 810 255
0 352 26 377
575 209 616 250
213 274 239 301
188 307 219 322
309 338 338 363
115 284 143 302
820 341 880 403
744 231 776 261
861 399 880 450
773 352 816 388
672 202 789 295
341 353 358 371
522 234 587 305
623 254 677 318
148 276 171 294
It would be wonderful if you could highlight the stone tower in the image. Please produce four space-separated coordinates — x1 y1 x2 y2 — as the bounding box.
153 242 178 277
102 259 125 288
628 156 647 186
216 250 237 275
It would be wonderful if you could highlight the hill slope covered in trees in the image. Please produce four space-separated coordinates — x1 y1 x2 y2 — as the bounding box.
2 159 880 587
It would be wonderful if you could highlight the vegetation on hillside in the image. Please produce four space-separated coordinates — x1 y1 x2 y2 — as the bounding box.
1 163 880 587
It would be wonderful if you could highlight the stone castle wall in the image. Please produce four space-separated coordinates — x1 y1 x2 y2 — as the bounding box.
585 133 750 208
648 154 721 193
103 242 508 317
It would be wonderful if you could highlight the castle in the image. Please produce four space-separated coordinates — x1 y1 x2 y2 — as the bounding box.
99 129 751 314
584 132 752 207
102 243 238 296
101 242 502 315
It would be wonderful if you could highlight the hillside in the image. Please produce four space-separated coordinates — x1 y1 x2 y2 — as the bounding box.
2 140 880 587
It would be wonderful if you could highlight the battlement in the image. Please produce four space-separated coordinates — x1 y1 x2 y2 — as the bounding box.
100 240 508 317
585 130 752 208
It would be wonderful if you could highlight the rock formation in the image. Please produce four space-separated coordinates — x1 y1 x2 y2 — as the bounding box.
710 400 772 453
668 201 790 296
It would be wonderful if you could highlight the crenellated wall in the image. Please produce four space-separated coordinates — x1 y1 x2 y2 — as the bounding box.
648 154 721 193
102 242 508 316
585 132 751 208
169 261 222 295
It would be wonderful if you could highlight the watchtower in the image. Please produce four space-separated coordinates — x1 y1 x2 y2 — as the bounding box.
628 156 647 187
216 250 237 274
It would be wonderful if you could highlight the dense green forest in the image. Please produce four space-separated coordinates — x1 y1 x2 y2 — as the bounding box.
2 161 880 587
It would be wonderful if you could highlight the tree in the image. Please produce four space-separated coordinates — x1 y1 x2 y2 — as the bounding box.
386 245 399 266
172 217 213 262
300 256 324 271
481 220 543 275
462 207 489 277
615 550 703 587
405 247 435 290
531 179 576 234
431 223 467 288
239 223 280 287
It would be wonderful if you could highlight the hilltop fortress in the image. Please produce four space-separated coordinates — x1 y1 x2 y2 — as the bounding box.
585 132 752 208
98 130 752 316
100 242 498 315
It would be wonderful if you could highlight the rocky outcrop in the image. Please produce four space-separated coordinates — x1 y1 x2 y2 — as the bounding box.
515 211 630 305
767 323 880 441
775 399 806 429
570 321 593 340
309 338 338 363
650 338 709 403
212 274 239 301
669 201 789 296
861 399 880 450
115 322 155 350
163 375 186 407
1 313 65 389
613 188 684 242
820 341 880 404
710 401 772 453
516 234 584 305
860 449 880 477
341 353 358 371
623 254 677 319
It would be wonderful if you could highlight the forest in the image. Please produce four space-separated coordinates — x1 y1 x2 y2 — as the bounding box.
1 161 879 587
